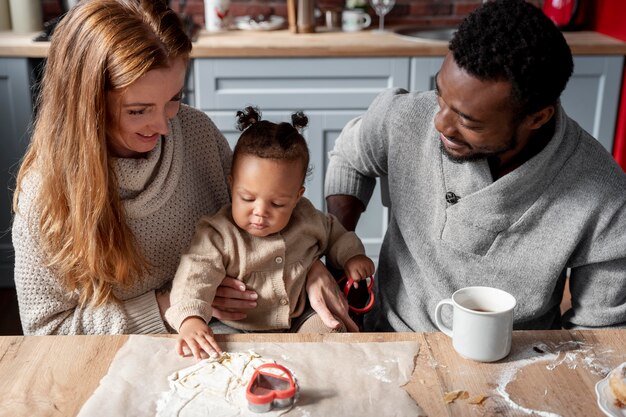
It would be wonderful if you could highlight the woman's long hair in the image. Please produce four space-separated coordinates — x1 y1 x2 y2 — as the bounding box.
13 0 192 306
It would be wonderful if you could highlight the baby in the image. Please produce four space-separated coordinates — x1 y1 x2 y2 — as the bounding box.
165 106 375 359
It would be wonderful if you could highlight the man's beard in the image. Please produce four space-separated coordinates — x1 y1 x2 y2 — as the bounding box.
440 132 518 164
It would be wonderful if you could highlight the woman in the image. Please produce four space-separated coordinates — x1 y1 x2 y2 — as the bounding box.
12 0 354 335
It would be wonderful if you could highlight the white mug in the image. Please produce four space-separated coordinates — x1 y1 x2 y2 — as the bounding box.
205 0 231 32
342 10 371 32
435 286 516 362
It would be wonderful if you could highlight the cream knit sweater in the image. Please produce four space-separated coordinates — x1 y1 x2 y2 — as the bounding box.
13 105 232 335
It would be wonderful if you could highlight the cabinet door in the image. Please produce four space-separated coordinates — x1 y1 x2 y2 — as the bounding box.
316 111 388 264
410 56 624 153
0 58 33 287
410 57 444 92
194 57 410 111
561 55 623 152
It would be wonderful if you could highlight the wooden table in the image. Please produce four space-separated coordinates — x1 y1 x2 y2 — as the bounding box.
0 330 624 416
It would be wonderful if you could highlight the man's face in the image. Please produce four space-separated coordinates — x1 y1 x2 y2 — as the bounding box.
434 53 525 164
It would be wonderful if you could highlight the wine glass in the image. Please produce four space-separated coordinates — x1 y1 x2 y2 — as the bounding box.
370 0 395 33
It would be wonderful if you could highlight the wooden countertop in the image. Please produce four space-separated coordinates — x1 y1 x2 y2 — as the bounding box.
0 330 624 416
1 29 626 58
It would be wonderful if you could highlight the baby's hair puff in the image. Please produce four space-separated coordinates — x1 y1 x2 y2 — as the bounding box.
233 106 312 182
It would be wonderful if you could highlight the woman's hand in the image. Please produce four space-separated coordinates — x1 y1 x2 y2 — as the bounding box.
177 316 223 359
306 259 359 332
211 277 258 321
156 289 171 319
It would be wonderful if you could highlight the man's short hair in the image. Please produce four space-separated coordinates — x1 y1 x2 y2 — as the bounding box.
449 0 573 115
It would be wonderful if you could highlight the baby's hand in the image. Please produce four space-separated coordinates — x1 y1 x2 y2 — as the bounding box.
177 316 223 360
344 254 375 287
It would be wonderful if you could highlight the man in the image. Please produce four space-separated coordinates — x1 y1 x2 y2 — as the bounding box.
325 0 626 332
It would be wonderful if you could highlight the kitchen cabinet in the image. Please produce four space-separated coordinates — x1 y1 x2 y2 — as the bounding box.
0 58 33 287
561 55 623 151
193 57 410 263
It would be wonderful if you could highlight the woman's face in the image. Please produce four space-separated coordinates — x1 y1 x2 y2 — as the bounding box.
106 57 187 158
230 155 305 238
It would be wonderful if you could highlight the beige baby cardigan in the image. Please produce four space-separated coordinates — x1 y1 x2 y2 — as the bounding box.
166 197 365 332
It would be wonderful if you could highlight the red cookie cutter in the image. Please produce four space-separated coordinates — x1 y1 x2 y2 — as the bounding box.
246 363 297 413
337 275 375 314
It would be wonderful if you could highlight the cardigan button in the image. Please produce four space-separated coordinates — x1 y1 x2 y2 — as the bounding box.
445 191 460 204
275 256 283 264
280 298 288 305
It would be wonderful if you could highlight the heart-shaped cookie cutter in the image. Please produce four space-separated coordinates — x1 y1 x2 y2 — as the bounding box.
246 363 297 413
337 275 375 314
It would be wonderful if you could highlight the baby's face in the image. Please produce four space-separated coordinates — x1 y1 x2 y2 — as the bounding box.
230 155 305 237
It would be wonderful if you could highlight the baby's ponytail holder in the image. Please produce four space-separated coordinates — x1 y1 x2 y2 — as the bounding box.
291 111 308 132
236 106 262 132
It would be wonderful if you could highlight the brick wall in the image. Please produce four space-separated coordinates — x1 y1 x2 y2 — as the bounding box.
166 0 486 28
41 0 62 21
41 0 542 29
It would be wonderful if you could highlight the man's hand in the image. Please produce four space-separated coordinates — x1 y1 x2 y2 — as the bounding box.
306 259 359 332
211 277 258 321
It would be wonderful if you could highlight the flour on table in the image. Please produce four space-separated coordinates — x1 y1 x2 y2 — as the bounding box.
364 365 392 383
496 353 562 417
543 342 613 376
156 351 293 417
495 340 615 417
78 336 422 417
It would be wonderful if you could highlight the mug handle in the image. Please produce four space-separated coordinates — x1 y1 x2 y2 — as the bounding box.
434 299 453 337
362 14 371 29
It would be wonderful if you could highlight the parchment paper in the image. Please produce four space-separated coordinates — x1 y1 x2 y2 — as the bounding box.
78 335 422 417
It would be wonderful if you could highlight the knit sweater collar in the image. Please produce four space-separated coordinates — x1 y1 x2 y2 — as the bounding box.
113 115 184 219
441 104 573 232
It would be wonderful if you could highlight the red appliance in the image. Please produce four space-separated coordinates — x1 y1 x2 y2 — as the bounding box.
543 0 577 28
590 0 626 171
543 0 585 29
